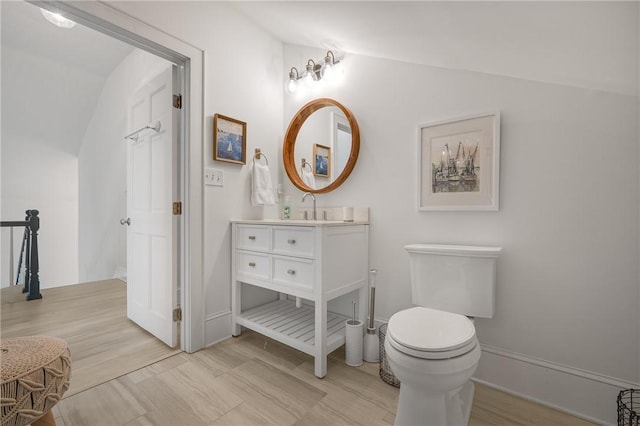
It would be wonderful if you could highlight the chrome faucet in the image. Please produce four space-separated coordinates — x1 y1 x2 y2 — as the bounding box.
301 192 316 220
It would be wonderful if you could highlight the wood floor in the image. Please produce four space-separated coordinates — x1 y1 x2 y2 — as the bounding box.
50 330 596 426
0 279 180 396
2 281 595 425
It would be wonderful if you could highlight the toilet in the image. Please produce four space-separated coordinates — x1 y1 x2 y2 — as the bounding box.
385 244 502 426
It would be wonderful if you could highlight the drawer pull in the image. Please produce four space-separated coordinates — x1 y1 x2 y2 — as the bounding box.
287 269 296 275
248 236 256 241
248 262 256 267
287 239 296 244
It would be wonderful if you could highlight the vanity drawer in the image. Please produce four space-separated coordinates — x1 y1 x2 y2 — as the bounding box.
272 256 314 290
236 225 270 252
272 226 315 258
236 250 270 280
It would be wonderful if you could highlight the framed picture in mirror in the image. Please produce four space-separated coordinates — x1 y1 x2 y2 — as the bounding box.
213 113 246 165
313 144 331 178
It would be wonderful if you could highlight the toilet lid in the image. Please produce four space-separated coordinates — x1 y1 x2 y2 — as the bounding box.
387 307 476 352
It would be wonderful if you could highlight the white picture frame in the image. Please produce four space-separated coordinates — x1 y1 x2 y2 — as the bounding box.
418 112 500 211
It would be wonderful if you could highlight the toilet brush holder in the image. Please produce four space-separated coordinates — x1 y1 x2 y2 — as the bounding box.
363 269 380 362
363 327 380 363
345 319 363 367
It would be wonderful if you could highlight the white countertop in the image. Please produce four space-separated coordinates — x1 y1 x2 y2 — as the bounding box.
231 219 369 226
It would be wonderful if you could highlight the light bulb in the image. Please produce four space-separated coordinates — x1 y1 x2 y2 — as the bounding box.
285 67 300 94
302 70 316 87
286 78 297 94
302 60 318 87
320 51 339 82
320 62 333 80
40 8 76 29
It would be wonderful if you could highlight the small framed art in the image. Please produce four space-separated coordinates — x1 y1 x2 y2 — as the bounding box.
313 144 331 178
213 113 246 165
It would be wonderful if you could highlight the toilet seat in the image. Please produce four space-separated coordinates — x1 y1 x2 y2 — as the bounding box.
387 307 477 360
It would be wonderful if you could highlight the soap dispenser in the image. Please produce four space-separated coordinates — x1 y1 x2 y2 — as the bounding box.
282 195 292 220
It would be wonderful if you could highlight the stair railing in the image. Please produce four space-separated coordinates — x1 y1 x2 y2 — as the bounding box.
1 210 42 301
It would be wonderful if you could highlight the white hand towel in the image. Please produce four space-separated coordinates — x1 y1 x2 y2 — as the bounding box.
251 162 275 206
301 168 316 189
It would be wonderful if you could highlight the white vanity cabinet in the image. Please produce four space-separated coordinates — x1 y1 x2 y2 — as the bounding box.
231 220 369 378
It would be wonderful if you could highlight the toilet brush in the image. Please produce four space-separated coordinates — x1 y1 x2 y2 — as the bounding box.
363 269 380 362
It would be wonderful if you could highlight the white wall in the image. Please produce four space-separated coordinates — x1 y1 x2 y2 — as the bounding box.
0 46 95 288
0 138 79 289
104 1 284 344
283 44 639 424
78 49 170 283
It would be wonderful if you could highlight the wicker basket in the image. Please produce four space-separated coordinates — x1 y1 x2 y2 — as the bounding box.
618 389 639 426
378 323 400 387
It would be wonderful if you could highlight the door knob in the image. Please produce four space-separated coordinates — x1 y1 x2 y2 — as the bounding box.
120 218 131 226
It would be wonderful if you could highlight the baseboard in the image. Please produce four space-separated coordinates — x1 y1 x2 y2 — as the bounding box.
475 344 639 425
112 266 127 282
204 310 231 347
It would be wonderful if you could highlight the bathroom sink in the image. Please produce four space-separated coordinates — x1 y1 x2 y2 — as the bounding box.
258 219 352 225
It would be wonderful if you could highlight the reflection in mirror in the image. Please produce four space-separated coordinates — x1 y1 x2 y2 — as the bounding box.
335 116 352 176
283 98 360 194
294 107 351 190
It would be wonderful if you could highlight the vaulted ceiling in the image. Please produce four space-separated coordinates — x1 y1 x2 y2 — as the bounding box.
1 1 134 155
1 1 637 160
232 1 638 96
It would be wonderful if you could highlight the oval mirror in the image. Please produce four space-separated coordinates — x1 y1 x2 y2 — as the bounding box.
283 98 360 194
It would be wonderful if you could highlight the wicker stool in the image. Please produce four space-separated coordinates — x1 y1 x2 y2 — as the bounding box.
1 336 71 426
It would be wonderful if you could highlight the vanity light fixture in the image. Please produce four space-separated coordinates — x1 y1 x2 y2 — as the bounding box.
40 8 76 29
286 50 342 94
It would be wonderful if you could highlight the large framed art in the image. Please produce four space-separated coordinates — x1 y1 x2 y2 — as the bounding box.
418 112 500 211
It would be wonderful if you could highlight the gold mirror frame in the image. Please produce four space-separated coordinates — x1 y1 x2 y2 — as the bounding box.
283 98 360 194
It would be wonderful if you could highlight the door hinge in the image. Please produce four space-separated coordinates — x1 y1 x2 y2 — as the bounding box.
173 94 182 109
173 307 182 322
173 201 182 215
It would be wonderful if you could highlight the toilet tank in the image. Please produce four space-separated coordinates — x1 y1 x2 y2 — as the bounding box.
405 244 502 318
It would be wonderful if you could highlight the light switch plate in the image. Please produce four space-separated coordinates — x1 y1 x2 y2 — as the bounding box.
204 168 223 186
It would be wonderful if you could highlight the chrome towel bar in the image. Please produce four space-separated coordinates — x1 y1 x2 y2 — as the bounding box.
124 121 161 141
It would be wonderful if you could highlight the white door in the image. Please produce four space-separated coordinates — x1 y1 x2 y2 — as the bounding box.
125 66 178 347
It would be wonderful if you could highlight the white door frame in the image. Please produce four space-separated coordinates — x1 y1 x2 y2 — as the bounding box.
32 0 205 352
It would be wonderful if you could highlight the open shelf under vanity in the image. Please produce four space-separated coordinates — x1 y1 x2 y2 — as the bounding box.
236 299 349 356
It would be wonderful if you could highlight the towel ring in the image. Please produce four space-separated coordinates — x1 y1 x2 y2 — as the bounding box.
253 148 269 165
300 158 312 174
